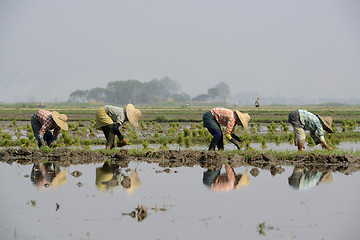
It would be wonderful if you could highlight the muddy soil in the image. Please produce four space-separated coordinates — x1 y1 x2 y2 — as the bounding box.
1 148 360 175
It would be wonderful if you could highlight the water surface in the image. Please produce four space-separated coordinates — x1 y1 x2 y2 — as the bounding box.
0 160 359 240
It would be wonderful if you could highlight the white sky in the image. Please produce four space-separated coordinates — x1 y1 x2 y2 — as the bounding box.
0 0 359 103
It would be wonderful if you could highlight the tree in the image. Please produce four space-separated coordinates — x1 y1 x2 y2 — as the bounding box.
215 82 230 103
69 90 89 102
207 88 219 100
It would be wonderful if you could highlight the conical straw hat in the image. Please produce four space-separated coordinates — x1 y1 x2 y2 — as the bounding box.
126 104 142 127
235 110 250 129
51 111 68 130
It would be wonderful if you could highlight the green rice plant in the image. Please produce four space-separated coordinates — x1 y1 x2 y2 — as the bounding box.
81 126 88 135
177 132 184 145
78 121 84 127
332 122 338 133
74 136 81 146
155 115 168 122
306 135 315 146
160 139 169 150
68 123 76 129
61 132 73 145
88 127 95 136
20 138 31 147
2 133 12 140
26 123 32 131
142 141 149 149
261 139 267 149
140 121 146 129
168 127 176 136
16 127 23 136
27 132 34 140
129 130 138 140
183 128 191 137
184 136 192 148
83 139 91 146
12 120 17 127
190 123 196 129
192 130 198 137
90 118 96 127
156 123 163 132
154 132 159 138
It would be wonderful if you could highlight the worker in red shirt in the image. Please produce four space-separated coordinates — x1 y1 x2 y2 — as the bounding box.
30 109 68 148
203 108 250 150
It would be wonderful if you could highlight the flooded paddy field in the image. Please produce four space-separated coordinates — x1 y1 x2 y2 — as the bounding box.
1 106 360 239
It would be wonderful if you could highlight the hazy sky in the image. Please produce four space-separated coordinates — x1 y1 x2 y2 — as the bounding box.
1 0 359 103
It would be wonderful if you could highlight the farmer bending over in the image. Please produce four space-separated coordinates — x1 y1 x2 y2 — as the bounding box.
202 107 250 150
96 104 142 149
31 109 68 148
288 109 333 151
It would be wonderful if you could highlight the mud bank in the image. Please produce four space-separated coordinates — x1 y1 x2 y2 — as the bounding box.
1 148 360 175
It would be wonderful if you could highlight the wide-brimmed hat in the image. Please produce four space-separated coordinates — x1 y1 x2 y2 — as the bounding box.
317 115 334 133
126 104 142 127
235 170 250 190
235 110 251 129
51 111 68 130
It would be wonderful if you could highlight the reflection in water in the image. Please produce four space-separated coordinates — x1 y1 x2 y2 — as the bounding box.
31 163 67 190
96 162 141 195
288 167 333 191
202 164 250 192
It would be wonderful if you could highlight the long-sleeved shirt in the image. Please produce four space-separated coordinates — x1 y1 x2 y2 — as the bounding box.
35 109 61 139
211 108 239 140
96 105 126 129
210 164 235 192
298 109 326 143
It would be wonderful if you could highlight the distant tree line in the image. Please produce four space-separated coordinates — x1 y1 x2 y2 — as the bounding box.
192 82 230 103
68 77 231 104
68 77 190 105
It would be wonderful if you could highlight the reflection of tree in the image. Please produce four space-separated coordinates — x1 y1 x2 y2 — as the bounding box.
202 164 249 192
288 167 333 191
30 163 67 190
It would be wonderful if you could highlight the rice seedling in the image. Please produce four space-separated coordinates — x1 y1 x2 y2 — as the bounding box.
154 132 159 138
183 128 191 137
20 138 31 147
155 123 163 132
184 136 192 148
168 127 176 136
140 121 146 129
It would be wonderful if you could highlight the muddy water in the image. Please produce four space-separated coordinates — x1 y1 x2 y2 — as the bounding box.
1 160 359 240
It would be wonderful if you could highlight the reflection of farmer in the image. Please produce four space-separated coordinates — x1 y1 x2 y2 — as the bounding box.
288 109 333 151
255 97 260 111
96 104 142 149
203 108 250 150
31 163 67 190
202 164 250 192
95 162 141 194
30 109 68 148
288 167 332 191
